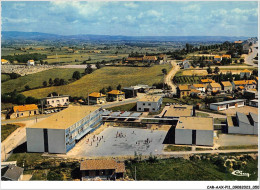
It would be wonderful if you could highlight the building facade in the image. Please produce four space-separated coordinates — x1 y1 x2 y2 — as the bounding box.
26 106 103 154
221 81 233 92
210 99 245 111
107 90 125 102
88 92 106 104
137 95 162 112
9 104 39 119
42 95 69 108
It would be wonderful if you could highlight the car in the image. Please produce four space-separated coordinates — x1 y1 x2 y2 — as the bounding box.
166 103 170 106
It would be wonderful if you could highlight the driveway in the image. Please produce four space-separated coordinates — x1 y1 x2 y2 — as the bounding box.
164 60 180 95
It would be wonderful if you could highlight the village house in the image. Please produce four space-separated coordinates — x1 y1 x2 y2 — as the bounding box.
9 104 39 119
222 54 231 59
1 59 9 64
137 95 162 112
191 84 206 92
240 69 251 79
107 90 125 102
143 55 158 62
232 80 257 90
125 57 143 64
177 85 191 98
158 54 167 64
41 94 69 108
88 92 106 104
200 78 215 85
214 55 222 62
221 81 233 92
27 60 35 66
207 82 222 93
80 159 126 180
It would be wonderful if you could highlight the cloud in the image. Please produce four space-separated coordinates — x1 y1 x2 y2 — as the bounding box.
2 17 36 24
181 4 201 12
147 10 161 17
231 8 258 16
124 2 138 8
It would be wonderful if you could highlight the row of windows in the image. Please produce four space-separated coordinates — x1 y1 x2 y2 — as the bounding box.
47 98 69 104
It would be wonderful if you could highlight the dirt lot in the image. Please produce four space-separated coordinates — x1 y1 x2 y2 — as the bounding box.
219 106 258 116
216 134 258 146
182 70 208 76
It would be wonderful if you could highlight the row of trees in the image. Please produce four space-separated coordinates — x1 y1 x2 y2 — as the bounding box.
2 53 47 63
99 84 122 94
42 78 67 87
2 90 38 105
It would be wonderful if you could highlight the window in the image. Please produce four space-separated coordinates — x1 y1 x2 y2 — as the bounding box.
139 108 141 110
52 100 54 103
21 113 23 116
153 108 155 110
143 103 145 105
148 103 151 106
182 92 184 95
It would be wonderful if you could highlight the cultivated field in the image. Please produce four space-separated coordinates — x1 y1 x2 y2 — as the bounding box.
2 68 84 94
22 64 171 98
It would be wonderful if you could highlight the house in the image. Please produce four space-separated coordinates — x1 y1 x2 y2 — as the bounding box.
143 55 158 62
244 89 258 99
234 40 243 44
163 104 194 118
183 61 191 69
221 81 233 92
27 60 35 66
26 106 103 154
209 99 245 111
122 87 138 98
222 54 231 59
232 80 257 90
1 59 9 64
158 54 167 64
137 95 162 112
125 57 143 63
249 99 258 107
1 165 24 181
191 84 205 92
174 117 214 146
177 85 191 98
41 94 69 108
200 79 215 84
80 159 125 180
227 112 258 135
9 104 39 119
88 92 106 104
240 69 251 79
242 43 250 54
107 90 125 102
207 82 222 93
214 55 222 62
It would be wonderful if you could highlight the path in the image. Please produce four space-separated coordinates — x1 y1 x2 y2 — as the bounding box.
196 110 227 119
162 149 258 155
164 60 180 95
244 42 258 67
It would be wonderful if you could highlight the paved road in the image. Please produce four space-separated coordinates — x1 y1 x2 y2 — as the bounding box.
244 42 258 67
164 60 180 95
1 114 51 125
162 149 258 155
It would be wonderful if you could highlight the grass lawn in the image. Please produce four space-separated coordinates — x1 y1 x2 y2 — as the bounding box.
126 157 258 180
219 145 258 150
22 64 171 98
1 74 11 82
196 112 209 117
2 68 84 94
108 103 137 111
1 124 20 142
164 145 192 152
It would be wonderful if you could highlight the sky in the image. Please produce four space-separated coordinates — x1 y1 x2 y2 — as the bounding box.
1 1 258 37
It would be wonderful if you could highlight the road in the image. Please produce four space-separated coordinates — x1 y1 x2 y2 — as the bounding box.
244 42 258 67
164 60 180 95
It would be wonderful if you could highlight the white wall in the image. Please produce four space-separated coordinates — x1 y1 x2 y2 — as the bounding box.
210 104 221 111
26 128 44 152
137 98 162 112
175 129 192 145
48 129 66 154
196 130 213 146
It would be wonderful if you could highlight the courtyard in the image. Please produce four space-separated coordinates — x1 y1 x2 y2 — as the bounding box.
67 127 167 157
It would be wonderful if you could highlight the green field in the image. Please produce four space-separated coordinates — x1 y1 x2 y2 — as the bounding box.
219 145 258 150
108 103 137 111
1 68 84 94
22 64 171 98
1 74 11 82
1 124 20 142
164 145 192 152
126 157 258 181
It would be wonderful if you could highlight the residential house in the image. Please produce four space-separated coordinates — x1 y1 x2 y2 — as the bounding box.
240 69 251 79
177 85 191 98
1 59 9 64
183 61 191 69
122 87 138 98
207 82 222 94
27 106 103 154
1 165 24 181
200 79 215 84
174 117 214 146
214 55 222 62
137 95 162 112
27 60 35 66
191 84 206 92
107 90 125 102
88 92 106 104
125 57 143 64
222 54 231 59
209 99 245 111
249 99 258 107
242 43 250 54
41 94 69 108
232 80 257 90
221 81 233 92
80 159 125 180
9 104 39 119
143 55 158 62
158 54 167 64
227 112 258 135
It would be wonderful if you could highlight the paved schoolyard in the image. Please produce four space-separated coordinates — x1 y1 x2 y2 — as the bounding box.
219 106 258 116
216 134 258 146
72 127 167 157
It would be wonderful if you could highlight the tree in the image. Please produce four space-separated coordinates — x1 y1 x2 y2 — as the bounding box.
85 64 93 74
49 78 53 86
72 71 81 80
25 96 38 104
214 67 220 74
199 62 205 69
24 85 30 91
207 66 212 74
117 84 122 90
54 78 60 86
59 79 66 85
43 81 47 87
240 59 245 64
162 69 167 75
47 171 63 181
15 94 26 105
96 62 101 69
99 88 106 94
107 86 112 92
44 61 48 65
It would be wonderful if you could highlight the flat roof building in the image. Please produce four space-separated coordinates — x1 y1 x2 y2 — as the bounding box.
137 95 162 112
41 95 69 108
209 99 245 111
163 104 194 118
175 117 214 146
26 105 103 154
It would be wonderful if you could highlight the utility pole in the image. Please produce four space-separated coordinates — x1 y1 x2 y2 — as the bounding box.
163 73 165 92
135 166 136 181
88 93 89 105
